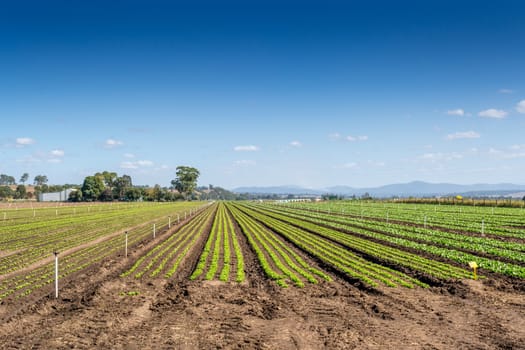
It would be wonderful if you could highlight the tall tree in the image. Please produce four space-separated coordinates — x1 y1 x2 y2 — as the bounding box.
113 174 133 199
14 185 27 199
20 173 29 185
81 176 105 201
0 174 16 185
95 171 117 190
33 175 48 186
171 166 200 200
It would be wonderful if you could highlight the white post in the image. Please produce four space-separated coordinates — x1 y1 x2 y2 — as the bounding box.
177 213 180 223
184 212 187 220
125 231 128 258
169 216 171 229
153 224 156 238
54 252 59 298
386 211 389 223
481 219 485 235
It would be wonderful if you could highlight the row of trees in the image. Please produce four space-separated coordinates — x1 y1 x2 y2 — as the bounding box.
0 173 48 186
0 166 203 202
72 166 201 202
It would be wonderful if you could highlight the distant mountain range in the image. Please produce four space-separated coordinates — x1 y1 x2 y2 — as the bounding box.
233 181 525 198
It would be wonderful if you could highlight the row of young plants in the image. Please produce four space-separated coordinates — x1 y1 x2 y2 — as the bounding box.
0 202 203 276
246 203 473 282
228 203 331 287
190 202 245 282
121 204 215 279
269 204 525 261
288 201 525 239
263 203 525 278
0 202 209 301
0 213 171 301
232 203 428 288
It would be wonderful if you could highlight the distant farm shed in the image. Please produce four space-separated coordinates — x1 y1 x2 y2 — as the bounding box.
38 189 77 202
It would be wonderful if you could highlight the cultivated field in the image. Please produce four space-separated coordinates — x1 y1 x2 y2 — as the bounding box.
0 200 524 349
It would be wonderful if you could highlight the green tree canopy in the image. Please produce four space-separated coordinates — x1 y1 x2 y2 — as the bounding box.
20 173 29 185
81 176 105 201
0 174 16 185
14 185 27 199
171 166 200 200
33 175 48 186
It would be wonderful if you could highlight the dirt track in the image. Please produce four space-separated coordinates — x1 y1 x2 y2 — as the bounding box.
1 228 524 350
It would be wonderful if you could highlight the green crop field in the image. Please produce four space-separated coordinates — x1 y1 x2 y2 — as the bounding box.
2 200 525 302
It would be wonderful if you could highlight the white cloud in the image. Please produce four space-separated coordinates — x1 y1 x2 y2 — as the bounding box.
516 100 525 114
421 152 463 161
289 141 302 148
478 109 507 119
446 131 480 140
120 160 154 169
16 137 35 147
499 89 514 94
447 109 465 116
488 146 525 159
50 149 64 157
334 162 358 169
137 160 153 166
105 138 124 148
367 160 385 167
124 153 135 158
234 160 256 166
233 145 259 152
346 135 368 142
329 132 341 140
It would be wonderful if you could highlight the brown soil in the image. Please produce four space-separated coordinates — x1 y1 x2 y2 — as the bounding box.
0 240 524 350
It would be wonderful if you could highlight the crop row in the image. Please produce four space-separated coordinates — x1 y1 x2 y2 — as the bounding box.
265 204 525 278
232 203 427 288
228 203 331 287
245 203 472 281
190 203 245 282
121 204 215 279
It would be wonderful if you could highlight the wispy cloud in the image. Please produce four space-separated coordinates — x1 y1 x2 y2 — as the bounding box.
105 138 124 149
499 88 514 94
478 109 507 119
367 160 385 167
124 153 135 158
346 135 368 142
120 160 154 169
329 132 341 140
446 109 465 116
233 145 260 152
446 131 480 140
341 162 358 169
50 149 64 157
516 100 525 114
420 152 463 161
234 159 256 166
16 137 36 147
489 145 525 159
289 141 302 148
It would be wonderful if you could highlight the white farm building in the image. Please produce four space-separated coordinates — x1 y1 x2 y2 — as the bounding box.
38 189 77 202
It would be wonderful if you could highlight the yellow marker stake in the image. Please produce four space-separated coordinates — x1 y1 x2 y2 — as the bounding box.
468 261 478 280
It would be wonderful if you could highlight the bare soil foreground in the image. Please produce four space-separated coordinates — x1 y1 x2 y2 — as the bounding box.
0 245 524 350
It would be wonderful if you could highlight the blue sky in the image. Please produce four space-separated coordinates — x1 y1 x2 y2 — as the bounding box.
1 1 524 189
